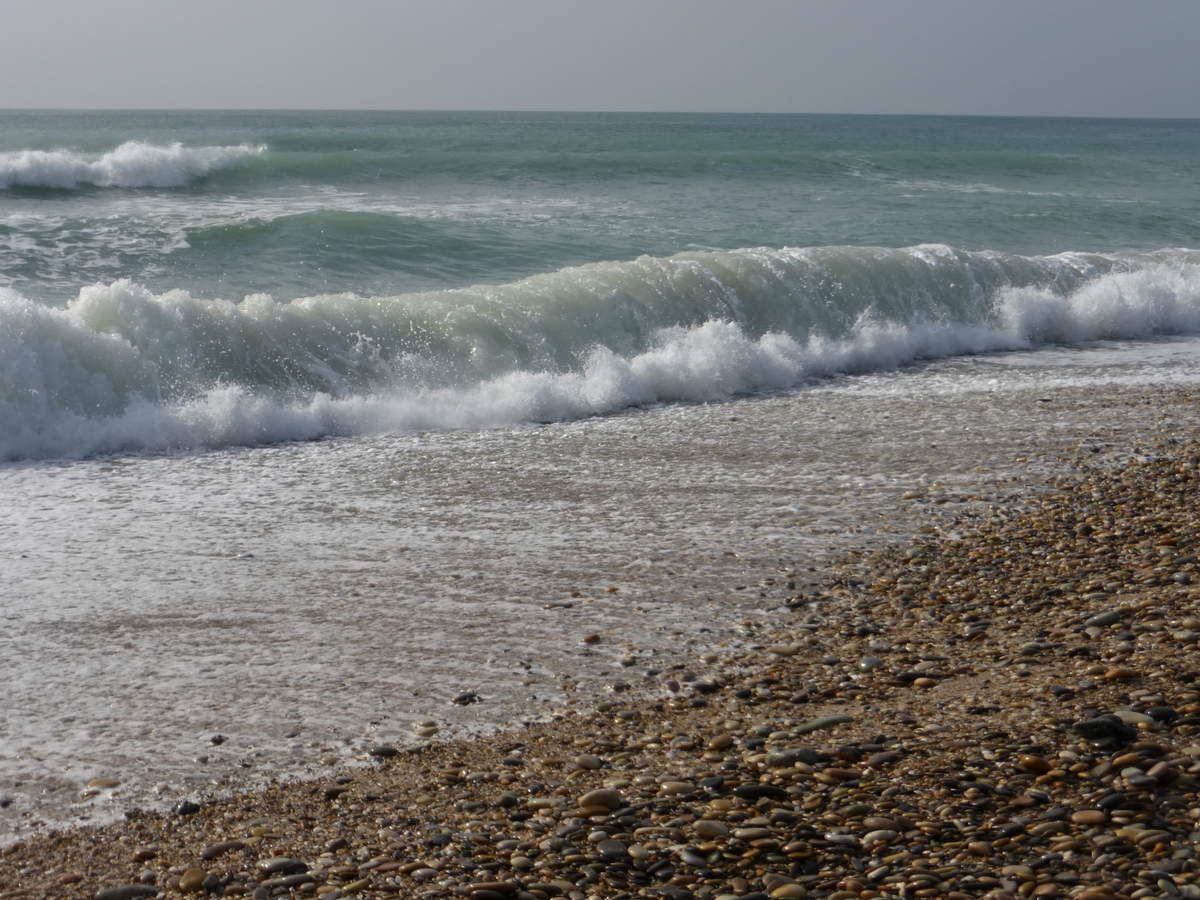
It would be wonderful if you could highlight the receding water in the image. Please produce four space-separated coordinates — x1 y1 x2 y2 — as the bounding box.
3 339 1200 839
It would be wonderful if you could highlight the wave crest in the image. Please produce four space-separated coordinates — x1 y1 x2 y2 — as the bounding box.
0 141 265 189
4 244 1200 460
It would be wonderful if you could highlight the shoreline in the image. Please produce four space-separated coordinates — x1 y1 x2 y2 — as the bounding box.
2 425 1200 896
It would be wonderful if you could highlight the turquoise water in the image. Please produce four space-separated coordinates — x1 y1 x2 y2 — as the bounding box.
5 111 1200 301
3 111 1200 459
7 111 1200 837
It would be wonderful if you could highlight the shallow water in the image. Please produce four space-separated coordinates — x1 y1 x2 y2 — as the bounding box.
3 338 1200 839
6 109 1200 839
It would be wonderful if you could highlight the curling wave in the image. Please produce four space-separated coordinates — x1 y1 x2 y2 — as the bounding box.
4 243 1200 460
0 141 266 190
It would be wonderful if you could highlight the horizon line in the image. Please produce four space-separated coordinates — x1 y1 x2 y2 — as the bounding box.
2 107 1199 122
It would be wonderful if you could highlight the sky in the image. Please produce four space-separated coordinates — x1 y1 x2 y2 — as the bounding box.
4 0 1199 117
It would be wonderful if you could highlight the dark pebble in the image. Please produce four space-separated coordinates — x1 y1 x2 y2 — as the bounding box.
1097 792 1128 810
258 857 308 875
1072 714 1137 746
733 783 789 801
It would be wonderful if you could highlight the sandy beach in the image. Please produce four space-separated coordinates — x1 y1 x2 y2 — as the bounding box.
3 398 1199 899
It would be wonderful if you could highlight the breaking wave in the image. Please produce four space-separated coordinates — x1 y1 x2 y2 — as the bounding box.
0 142 266 190
4 243 1200 461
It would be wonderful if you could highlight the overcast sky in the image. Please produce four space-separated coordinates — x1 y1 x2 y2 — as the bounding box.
5 0 1199 117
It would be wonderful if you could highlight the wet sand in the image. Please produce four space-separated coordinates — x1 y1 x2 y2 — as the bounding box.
2 403 1200 897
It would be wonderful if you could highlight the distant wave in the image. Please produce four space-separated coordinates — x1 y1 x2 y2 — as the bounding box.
3 243 1200 461
0 141 266 190
0 140 1086 192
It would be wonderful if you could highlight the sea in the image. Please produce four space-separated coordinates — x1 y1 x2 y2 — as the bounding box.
3 110 1200 838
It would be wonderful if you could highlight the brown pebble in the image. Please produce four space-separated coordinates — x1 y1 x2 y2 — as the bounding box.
577 787 622 811
201 840 247 860
1103 667 1138 681
1018 755 1052 774
179 867 206 893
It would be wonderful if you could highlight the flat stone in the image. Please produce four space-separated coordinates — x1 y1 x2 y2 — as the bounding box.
258 857 308 875
734 783 789 801
596 839 629 861
862 829 897 846
577 788 623 811
766 748 824 767
179 867 206 893
694 820 729 838
767 643 801 656
770 885 807 899
465 883 517 895
733 827 772 840
794 715 853 735
201 840 247 860
1114 709 1155 725
1085 609 1125 627
261 873 316 889
95 887 158 900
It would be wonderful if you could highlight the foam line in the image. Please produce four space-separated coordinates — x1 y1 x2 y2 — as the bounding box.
3 244 1199 460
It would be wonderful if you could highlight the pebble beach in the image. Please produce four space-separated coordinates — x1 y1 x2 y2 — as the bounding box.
3 398 1200 899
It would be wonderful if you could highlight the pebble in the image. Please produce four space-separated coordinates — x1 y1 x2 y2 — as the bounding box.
693 819 729 838
1086 609 1126 627
201 839 247 859
596 838 628 861
767 643 801 656
94 887 158 900
178 867 206 893
1018 754 1052 774
258 857 308 875
793 714 853 734
770 885 807 899
577 788 623 811
8 431 1200 900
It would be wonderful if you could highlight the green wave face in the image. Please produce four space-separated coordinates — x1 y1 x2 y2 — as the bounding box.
4 111 1200 458
4 242 1200 460
5 112 1200 306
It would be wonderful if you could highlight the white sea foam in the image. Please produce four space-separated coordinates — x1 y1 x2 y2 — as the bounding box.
3 245 1200 461
0 141 264 189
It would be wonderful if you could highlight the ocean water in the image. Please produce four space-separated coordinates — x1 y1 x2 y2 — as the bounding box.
3 111 1200 836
